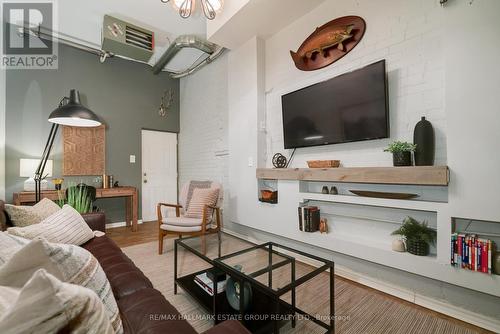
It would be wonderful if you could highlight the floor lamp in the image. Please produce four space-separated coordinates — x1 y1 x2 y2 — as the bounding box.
34 89 101 203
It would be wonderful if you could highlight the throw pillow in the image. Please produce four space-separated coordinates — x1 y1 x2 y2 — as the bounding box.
7 204 94 245
0 269 114 334
3 204 41 227
185 180 212 210
32 198 61 220
3 199 60 228
0 232 28 265
185 188 219 219
0 238 123 334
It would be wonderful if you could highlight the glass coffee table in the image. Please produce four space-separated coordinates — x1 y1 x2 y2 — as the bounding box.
174 232 335 334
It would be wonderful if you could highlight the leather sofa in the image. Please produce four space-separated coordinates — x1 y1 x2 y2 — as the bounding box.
0 201 250 334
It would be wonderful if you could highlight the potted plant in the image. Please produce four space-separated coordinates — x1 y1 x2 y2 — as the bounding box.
391 217 436 256
57 183 94 214
384 141 417 166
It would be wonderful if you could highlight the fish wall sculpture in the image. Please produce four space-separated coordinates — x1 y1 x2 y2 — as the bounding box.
290 16 366 71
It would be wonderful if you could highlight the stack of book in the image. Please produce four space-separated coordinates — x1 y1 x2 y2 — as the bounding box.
451 233 494 274
298 203 320 232
194 272 226 296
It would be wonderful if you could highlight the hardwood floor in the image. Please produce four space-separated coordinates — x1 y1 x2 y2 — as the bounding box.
107 220 164 248
109 224 492 334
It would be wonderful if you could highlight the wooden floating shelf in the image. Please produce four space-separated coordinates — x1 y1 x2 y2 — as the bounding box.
256 166 449 186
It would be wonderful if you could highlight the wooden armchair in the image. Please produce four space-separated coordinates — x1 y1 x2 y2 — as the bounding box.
157 181 223 254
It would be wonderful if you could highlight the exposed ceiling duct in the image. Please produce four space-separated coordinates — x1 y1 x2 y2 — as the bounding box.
24 23 223 79
101 15 154 63
152 35 225 77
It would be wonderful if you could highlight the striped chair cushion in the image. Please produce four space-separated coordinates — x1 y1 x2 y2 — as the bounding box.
185 188 219 219
0 238 122 333
7 205 94 246
185 180 212 210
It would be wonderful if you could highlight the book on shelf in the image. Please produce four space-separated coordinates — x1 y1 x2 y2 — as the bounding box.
297 204 320 232
298 202 305 231
450 233 494 275
194 272 226 296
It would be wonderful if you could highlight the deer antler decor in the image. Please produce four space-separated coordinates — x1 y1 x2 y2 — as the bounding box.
158 89 174 118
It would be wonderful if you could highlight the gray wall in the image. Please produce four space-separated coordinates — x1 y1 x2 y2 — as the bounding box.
5 43 179 222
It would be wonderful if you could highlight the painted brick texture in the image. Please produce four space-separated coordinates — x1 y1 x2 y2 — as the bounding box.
178 55 229 212
264 0 446 168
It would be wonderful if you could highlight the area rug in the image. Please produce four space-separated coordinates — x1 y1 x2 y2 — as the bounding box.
122 239 484 334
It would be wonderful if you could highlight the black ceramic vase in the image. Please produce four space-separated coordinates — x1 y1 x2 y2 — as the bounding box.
393 151 412 167
413 117 435 166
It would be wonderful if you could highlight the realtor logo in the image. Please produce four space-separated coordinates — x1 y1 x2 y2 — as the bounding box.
1 1 58 69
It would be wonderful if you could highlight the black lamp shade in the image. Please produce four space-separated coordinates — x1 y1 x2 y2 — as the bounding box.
48 89 101 127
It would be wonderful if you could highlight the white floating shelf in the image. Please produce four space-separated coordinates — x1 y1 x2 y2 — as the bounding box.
301 192 446 212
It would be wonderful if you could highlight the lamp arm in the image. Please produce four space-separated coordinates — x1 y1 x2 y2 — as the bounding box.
34 123 59 202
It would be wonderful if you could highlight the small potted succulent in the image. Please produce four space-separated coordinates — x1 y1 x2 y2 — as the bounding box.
384 141 417 166
391 217 436 256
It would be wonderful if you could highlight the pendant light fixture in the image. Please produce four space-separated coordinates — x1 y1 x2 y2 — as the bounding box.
161 0 223 20
48 89 101 127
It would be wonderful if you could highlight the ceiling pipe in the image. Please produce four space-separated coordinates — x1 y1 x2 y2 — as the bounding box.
31 25 113 59
169 46 226 78
152 35 220 75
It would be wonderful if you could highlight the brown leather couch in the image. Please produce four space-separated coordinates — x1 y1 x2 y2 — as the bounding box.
0 201 250 334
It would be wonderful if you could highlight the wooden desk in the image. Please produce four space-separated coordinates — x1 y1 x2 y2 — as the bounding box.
13 186 139 232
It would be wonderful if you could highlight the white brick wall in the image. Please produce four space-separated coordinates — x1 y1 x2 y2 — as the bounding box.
176 1 500 324
178 54 229 211
180 0 447 196
264 0 446 168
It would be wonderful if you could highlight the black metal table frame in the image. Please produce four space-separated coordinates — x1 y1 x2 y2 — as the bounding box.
174 232 220 290
174 233 335 334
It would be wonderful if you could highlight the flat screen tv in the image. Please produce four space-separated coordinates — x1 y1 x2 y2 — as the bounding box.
281 60 389 149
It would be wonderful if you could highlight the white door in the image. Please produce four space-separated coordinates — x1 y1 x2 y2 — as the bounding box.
141 130 177 222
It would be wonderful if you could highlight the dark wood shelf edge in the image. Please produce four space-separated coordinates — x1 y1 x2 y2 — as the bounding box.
256 166 449 186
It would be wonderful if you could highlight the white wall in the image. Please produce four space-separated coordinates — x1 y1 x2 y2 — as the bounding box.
444 0 500 223
206 0 249 39
181 0 500 328
264 0 446 168
207 0 326 50
227 37 265 222
178 54 229 211
227 0 455 261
